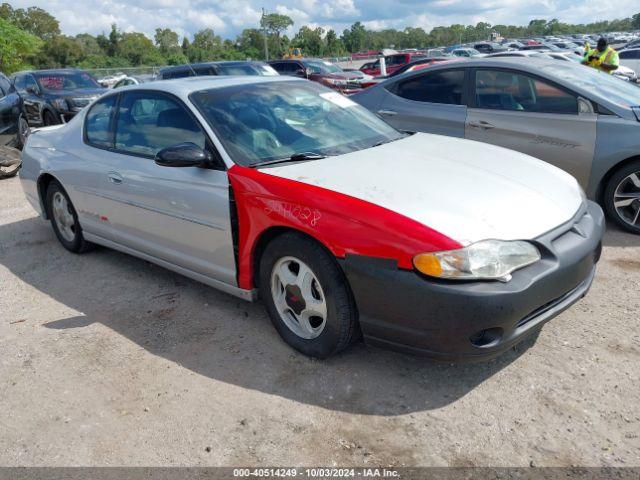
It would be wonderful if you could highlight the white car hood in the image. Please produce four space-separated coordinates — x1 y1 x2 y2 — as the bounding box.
261 133 583 245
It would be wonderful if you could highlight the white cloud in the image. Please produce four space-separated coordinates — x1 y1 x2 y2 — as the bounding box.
5 0 640 40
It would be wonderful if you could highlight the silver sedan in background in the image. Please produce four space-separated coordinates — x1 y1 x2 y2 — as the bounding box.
352 58 640 233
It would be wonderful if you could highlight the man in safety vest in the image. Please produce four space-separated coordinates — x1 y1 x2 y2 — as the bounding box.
582 37 619 73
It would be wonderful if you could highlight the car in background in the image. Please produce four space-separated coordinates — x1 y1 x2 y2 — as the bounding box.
0 72 27 149
11 69 106 126
352 58 640 233
451 48 483 58
269 58 366 94
18 76 603 360
358 53 425 76
112 74 156 89
619 48 640 77
501 40 525 50
473 42 510 54
158 61 278 80
359 57 460 88
621 39 640 51
0 72 28 178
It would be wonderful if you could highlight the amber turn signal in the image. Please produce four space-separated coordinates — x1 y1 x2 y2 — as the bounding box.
413 253 443 277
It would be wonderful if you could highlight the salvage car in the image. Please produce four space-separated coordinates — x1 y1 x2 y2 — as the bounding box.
352 57 640 234
358 53 425 76
11 69 106 126
19 77 604 360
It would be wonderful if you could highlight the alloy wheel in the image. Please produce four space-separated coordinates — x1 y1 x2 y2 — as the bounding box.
613 171 640 228
270 256 327 340
52 191 76 242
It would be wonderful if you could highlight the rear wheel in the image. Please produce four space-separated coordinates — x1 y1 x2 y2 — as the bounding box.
46 181 94 253
604 160 640 235
259 233 358 358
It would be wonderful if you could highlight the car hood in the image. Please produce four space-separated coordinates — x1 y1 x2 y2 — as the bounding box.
260 133 584 245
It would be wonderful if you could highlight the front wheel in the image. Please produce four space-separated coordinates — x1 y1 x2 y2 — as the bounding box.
46 181 94 253
604 160 640 234
259 233 359 358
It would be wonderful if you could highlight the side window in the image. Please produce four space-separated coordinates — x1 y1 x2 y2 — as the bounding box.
620 50 640 59
25 75 39 92
14 75 26 92
0 76 10 96
85 95 118 148
194 66 217 76
393 69 465 105
115 91 205 157
474 70 578 114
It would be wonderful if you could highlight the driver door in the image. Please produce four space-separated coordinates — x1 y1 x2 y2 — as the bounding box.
85 90 237 285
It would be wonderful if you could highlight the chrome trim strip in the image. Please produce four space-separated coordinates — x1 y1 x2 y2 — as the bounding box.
75 186 227 231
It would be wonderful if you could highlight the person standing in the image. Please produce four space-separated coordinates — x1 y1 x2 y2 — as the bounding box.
582 37 619 73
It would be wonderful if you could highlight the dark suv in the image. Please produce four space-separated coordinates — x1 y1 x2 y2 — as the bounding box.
269 58 364 94
0 72 28 178
11 69 106 126
158 61 278 80
0 72 27 148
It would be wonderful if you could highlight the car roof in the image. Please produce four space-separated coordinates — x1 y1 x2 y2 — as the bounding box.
17 68 86 75
159 61 265 73
113 74 302 97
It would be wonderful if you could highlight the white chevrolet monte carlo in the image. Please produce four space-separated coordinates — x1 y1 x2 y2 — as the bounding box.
19 76 605 360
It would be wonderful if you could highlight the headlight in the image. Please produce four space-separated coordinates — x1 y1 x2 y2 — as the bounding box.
413 240 541 282
51 98 69 111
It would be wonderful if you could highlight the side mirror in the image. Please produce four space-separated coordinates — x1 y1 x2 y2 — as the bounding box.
294 68 307 78
155 142 212 168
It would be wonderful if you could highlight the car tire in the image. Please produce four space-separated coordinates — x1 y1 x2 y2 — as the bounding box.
46 181 94 253
603 159 640 235
0 146 22 179
43 110 58 126
259 232 359 358
17 116 29 149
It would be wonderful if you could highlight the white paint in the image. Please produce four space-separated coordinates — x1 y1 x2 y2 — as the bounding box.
262 133 584 245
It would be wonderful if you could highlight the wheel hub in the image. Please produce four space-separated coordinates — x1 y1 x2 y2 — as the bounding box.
284 284 306 315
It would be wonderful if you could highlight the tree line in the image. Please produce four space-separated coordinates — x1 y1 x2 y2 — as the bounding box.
1 2 639 74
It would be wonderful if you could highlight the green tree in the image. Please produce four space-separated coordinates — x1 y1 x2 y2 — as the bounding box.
261 13 294 57
632 13 640 29
118 32 163 65
342 22 366 52
0 4 59 40
187 28 222 62
325 29 344 56
292 26 325 56
0 17 41 73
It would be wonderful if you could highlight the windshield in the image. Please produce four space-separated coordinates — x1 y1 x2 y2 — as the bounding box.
541 63 640 108
35 72 100 90
305 60 342 74
217 64 269 76
190 80 405 166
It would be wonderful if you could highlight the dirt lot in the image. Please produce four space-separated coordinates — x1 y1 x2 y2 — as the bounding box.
1 175 639 467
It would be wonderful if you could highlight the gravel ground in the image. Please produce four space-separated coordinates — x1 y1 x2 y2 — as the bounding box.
0 175 639 467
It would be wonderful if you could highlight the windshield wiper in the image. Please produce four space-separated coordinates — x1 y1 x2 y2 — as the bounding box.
249 152 327 168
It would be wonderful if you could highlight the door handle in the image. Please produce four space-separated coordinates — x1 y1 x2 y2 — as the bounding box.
107 172 123 185
468 120 495 130
377 109 398 116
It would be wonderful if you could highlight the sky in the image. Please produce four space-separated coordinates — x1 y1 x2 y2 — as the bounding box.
7 0 640 40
